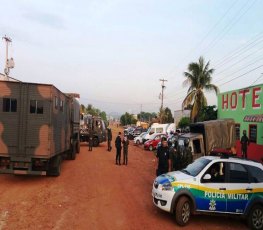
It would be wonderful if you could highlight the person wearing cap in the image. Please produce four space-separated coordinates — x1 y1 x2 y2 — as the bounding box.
156 137 171 176
122 134 129 165
115 132 122 165
107 127 112 151
182 138 192 168
241 130 249 158
88 128 93 151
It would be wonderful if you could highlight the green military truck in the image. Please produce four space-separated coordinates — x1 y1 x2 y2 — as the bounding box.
178 119 236 160
80 114 107 147
0 80 80 176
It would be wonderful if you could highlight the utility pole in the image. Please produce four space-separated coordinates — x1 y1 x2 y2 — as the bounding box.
159 78 168 110
2 35 12 76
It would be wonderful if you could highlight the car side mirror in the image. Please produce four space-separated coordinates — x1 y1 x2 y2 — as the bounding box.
203 174 211 180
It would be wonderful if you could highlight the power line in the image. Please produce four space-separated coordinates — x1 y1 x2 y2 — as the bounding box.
215 45 263 76
213 32 263 68
219 64 263 86
202 0 257 55
250 73 263 86
179 0 239 64
214 54 263 83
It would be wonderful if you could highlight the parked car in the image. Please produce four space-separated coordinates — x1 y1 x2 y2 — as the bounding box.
134 132 147 145
128 127 147 140
152 155 263 229
144 133 167 151
143 123 175 143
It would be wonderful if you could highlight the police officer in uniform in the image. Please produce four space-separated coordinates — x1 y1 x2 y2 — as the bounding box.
169 139 182 171
107 127 112 151
241 130 249 158
182 138 192 168
88 129 93 151
122 135 129 165
156 137 171 176
115 132 122 165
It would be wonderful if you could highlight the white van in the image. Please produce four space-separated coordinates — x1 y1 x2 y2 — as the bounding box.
143 123 175 143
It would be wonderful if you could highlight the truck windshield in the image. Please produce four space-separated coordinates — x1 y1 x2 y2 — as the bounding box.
181 158 211 177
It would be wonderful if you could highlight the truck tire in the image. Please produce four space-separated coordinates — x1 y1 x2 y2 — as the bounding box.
47 155 61 177
93 138 99 147
248 204 263 230
175 196 191 226
70 143 77 160
76 141 80 154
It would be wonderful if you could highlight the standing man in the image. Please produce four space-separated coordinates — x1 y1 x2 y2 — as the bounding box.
156 137 171 176
122 135 129 165
115 132 122 165
88 129 93 151
107 127 112 151
183 138 193 168
241 130 249 158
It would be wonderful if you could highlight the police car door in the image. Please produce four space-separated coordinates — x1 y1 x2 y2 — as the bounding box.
198 162 227 213
224 162 252 214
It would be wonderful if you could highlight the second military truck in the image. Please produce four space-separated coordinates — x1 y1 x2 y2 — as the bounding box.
80 114 107 147
178 119 236 160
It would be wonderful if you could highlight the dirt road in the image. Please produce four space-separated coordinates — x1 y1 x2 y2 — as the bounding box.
0 128 248 230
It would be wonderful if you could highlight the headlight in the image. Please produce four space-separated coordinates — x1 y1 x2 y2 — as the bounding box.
161 182 173 191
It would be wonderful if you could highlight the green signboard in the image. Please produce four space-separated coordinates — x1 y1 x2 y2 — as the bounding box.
218 83 263 145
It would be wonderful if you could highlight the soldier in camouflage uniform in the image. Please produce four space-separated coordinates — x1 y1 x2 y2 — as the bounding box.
182 138 192 168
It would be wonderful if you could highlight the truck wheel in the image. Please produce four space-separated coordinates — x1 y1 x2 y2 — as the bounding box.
248 205 263 230
175 196 191 226
149 145 153 151
47 155 61 177
76 141 80 154
70 143 77 160
93 138 99 147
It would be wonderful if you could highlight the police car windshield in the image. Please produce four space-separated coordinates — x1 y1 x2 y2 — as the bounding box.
181 158 212 177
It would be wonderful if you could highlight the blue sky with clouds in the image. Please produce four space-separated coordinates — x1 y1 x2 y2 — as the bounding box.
0 0 263 115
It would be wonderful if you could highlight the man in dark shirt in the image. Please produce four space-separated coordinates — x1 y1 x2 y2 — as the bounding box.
107 128 112 151
115 132 122 165
156 137 171 176
241 130 249 158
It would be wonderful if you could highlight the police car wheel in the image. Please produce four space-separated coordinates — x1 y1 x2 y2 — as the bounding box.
149 145 153 151
175 196 191 226
249 205 263 230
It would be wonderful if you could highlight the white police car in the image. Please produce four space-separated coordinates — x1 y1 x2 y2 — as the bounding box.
152 156 263 229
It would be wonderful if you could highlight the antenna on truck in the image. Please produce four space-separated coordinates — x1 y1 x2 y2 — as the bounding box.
2 35 15 79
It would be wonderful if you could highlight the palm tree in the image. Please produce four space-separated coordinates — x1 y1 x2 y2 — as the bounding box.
182 56 219 122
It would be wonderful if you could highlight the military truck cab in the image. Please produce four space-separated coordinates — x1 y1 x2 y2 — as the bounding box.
80 114 106 147
178 119 236 161
178 133 205 161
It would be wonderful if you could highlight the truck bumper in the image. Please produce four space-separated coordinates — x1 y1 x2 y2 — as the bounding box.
0 168 47 176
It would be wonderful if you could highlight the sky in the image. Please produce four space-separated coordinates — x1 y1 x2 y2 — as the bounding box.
0 0 263 116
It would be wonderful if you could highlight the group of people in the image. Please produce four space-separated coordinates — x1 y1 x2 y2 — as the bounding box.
114 132 129 165
89 127 250 175
155 136 192 176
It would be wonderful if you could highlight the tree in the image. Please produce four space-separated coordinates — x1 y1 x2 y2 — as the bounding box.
120 112 137 126
158 107 173 124
182 56 219 122
137 112 157 122
85 104 108 123
199 105 217 121
178 117 191 129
